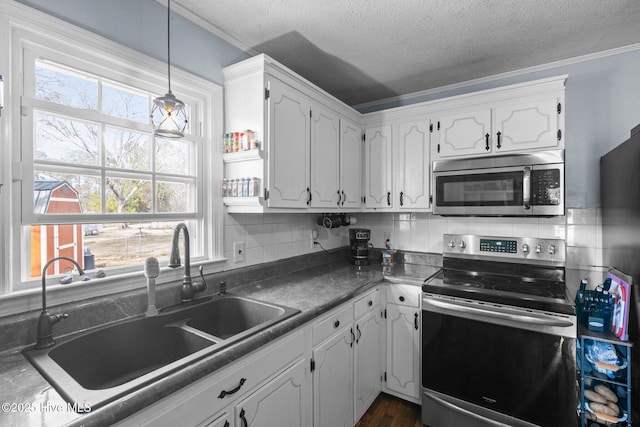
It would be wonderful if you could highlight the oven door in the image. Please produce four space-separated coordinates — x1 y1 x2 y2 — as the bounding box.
433 166 530 216
421 294 578 427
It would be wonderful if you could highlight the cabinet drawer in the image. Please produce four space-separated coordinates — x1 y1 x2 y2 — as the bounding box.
354 288 381 319
386 284 420 308
312 303 353 347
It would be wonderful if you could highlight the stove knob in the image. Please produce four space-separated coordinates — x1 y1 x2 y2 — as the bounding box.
548 245 557 255
522 243 529 254
448 240 456 249
458 241 466 249
535 244 542 254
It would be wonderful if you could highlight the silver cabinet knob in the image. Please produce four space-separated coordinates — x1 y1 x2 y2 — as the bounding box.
458 241 466 249
548 245 556 255
522 244 529 254
535 244 542 254
448 240 456 248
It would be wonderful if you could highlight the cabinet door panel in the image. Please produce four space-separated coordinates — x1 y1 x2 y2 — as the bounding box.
438 109 491 158
397 121 431 210
310 104 340 208
354 310 382 421
313 327 354 427
386 304 420 400
235 360 307 427
268 79 310 208
340 118 362 209
364 125 392 208
494 97 559 152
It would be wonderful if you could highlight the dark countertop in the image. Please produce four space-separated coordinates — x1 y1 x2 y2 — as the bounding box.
0 259 438 427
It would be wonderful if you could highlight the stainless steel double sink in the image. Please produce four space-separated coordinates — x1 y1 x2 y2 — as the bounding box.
23 294 300 410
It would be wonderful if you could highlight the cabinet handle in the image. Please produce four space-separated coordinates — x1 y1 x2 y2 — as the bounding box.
485 133 490 151
399 191 404 207
356 324 362 343
368 300 373 307
239 408 248 427
414 312 419 330
399 296 405 302
307 187 311 205
386 191 391 206
334 320 340 328
224 422 229 427
496 131 502 149
350 327 355 347
341 190 345 206
337 190 342 206
217 377 247 399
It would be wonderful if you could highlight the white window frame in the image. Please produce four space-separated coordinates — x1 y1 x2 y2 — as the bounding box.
0 1 225 316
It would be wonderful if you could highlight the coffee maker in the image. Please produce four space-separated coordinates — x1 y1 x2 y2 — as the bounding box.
349 228 371 266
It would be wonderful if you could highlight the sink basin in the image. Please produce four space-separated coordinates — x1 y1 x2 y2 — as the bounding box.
23 294 299 410
184 295 290 339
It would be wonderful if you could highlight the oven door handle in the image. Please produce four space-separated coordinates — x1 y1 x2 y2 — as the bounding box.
423 390 507 426
422 297 575 329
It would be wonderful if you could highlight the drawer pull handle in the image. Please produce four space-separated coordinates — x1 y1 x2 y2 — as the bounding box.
399 296 405 302
368 300 373 307
334 320 340 328
224 422 230 427
239 408 248 427
414 312 419 330
356 324 362 343
218 378 247 399
350 327 355 347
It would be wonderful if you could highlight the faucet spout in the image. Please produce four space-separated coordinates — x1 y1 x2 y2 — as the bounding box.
36 256 84 349
169 223 206 303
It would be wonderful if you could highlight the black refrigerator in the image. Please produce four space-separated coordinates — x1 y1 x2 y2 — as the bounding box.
600 122 640 424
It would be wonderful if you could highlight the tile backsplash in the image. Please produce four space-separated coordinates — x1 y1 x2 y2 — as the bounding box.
224 208 604 271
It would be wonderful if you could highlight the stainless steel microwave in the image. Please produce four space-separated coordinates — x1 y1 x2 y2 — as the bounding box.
432 150 564 216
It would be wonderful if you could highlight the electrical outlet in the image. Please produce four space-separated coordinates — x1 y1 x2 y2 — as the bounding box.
384 232 392 248
311 229 319 249
233 241 245 263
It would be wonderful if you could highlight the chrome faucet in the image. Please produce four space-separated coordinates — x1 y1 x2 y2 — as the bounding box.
168 223 206 303
36 256 84 349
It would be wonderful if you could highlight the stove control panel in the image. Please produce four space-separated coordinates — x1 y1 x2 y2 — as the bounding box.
443 234 566 265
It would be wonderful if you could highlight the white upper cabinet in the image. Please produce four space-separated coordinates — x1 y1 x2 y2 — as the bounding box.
433 76 565 159
310 110 362 210
364 125 393 209
437 108 492 158
339 118 363 210
396 120 431 210
267 78 311 208
310 102 341 208
492 97 560 153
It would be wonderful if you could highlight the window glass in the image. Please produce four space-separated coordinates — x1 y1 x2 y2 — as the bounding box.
104 127 151 171
156 181 194 213
105 178 152 214
35 61 98 109
33 172 101 213
35 112 99 165
156 138 193 175
102 82 149 123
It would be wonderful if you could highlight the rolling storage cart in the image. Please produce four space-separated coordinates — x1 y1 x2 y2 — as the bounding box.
578 326 632 426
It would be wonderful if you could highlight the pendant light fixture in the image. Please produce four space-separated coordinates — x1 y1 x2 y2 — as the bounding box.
151 0 188 138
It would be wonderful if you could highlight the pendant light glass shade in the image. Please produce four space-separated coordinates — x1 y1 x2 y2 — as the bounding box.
151 0 188 139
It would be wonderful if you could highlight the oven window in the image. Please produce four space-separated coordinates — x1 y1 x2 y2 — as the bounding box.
435 171 523 206
422 310 577 426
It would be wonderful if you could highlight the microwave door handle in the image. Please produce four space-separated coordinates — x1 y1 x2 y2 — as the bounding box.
523 167 531 210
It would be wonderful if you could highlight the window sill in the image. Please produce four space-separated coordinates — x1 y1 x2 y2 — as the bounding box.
0 258 228 318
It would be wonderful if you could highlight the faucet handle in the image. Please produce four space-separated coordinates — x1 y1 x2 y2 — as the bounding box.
52 313 69 323
198 266 208 289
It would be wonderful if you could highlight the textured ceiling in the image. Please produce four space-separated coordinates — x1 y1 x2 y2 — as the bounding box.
173 0 640 107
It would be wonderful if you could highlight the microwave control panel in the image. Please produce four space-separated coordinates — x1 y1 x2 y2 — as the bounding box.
531 169 561 205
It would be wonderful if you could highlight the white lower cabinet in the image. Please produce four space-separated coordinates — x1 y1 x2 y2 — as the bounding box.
312 324 354 427
385 284 421 403
311 288 383 427
234 360 307 427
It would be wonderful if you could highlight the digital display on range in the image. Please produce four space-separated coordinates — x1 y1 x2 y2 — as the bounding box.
480 239 517 253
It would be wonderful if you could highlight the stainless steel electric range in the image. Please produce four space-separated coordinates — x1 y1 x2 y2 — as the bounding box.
421 234 578 427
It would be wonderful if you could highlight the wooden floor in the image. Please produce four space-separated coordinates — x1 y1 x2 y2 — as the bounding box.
356 393 423 427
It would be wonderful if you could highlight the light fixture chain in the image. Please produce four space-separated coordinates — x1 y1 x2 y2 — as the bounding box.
167 0 172 93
